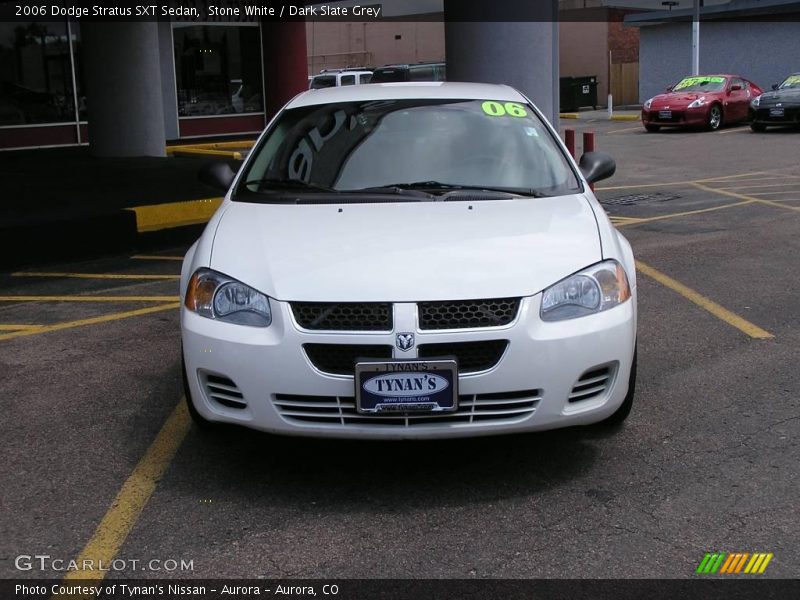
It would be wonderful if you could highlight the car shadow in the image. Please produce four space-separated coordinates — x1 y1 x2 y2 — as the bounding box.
170 418 611 511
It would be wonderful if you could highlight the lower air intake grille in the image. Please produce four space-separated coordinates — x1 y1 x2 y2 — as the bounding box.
569 365 614 403
418 298 521 330
304 344 393 376
291 302 392 331
273 389 541 427
418 340 508 374
202 373 247 409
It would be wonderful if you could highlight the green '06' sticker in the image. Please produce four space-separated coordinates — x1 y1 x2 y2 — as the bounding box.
482 101 528 118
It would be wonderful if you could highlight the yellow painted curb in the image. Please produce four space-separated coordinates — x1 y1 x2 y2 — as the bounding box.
611 114 640 121
559 113 580 119
126 197 223 233
169 148 244 160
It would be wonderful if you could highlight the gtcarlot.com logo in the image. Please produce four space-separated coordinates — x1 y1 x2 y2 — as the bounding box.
15 555 194 572
696 552 773 574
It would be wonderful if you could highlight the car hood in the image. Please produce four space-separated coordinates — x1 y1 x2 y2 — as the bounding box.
650 92 717 107
210 195 602 302
759 88 800 105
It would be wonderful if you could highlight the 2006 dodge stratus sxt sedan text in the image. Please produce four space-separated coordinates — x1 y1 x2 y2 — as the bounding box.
180 82 638 439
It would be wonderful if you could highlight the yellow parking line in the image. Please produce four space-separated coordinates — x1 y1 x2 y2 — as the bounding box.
11 272 180 280
636 261 773 339
597 181 691 192
714 182 800 191
0 303 179 342
610 114 640 121
131 255 185 261
0 295 180 302
745 191 800 196
614 200 754 227
692 183 800 214
63 399 191 582
0 324 43 331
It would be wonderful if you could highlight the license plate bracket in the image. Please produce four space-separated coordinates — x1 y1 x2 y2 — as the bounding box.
355 359 458 414
769 107 785 118
659 110 673 120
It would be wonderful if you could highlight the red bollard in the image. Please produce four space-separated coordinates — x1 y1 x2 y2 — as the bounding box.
583 131 596 190
564 129 576 159
583 131 595 154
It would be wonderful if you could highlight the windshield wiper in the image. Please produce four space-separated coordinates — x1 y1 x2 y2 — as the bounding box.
244 178 337 193
368 181 550 198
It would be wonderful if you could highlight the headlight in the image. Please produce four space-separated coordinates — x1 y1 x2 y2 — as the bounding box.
751 95 761 108
688 97 706 108
644 98 654 110
185 268 272 327
540 260 631 322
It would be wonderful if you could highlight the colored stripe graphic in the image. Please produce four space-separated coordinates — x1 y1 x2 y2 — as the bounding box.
698 552 774 574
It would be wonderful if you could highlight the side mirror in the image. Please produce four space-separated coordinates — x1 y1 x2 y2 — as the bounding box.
730 84 742 91
772 83 779 90
579 151 616 185
199 161 236 191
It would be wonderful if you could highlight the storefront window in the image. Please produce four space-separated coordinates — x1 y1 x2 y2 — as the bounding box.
0 21 77 126
173 25 263 117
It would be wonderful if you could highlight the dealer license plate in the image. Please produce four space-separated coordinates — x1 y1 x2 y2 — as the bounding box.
769 107 785 118
658 110 673 120
355 359 458 414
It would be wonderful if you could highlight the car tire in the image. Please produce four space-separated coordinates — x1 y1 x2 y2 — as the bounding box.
706 104 723 131
644 124 660 133
596 346 637 428
750 122 767 132
182 349 217 430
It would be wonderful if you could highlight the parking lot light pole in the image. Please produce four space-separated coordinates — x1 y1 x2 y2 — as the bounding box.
692 0 701 75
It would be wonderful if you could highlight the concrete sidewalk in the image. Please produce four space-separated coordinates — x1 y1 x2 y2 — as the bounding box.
0 145 249 268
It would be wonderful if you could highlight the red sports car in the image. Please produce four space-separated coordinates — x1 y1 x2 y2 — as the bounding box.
641 75 763 132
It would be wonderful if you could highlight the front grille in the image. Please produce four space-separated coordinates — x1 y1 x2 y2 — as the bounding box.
304 344 393 376
202 373 247 409
418 298 520 330
273 389 541 427
569 365 614 403
418 340 508 374
291 302 392 331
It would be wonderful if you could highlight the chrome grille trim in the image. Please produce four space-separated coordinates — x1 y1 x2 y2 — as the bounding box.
273 390 541 427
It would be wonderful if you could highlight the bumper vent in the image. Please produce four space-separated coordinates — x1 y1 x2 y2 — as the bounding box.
418 340 508 374
202 373 247 410
418 298 520 330
569 366 613 403
303 344 393 376
273 389 541 427
291 302 392 331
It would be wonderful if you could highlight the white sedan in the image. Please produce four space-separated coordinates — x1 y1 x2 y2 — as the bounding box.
180 82 637 439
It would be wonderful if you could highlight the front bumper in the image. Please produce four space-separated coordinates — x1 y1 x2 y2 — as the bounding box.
181 295 637 439
749 106 800 126
642 107 708 127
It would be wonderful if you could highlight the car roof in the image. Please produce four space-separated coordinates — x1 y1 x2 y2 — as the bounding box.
288 82 526 109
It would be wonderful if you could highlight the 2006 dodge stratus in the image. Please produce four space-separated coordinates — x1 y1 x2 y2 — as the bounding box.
180 82 638 439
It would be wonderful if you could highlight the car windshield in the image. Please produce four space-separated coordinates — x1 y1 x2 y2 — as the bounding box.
672 76 726 92
238 98 580 201
779 75 800 90
310 76 337 89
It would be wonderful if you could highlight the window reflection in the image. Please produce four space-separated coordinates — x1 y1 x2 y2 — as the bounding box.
173 25 263 117
0 21 77 126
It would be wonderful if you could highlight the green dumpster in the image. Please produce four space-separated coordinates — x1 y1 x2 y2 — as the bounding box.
560 76 599 112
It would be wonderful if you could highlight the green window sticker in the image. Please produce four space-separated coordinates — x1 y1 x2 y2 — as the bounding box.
673 76 725 90
482 101 528 118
